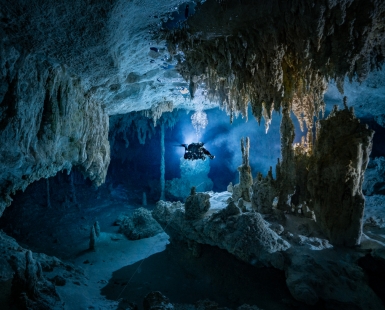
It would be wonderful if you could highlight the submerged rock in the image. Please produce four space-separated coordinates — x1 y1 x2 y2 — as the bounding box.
143 291 173 310
153 195 290 266
118 208 163 240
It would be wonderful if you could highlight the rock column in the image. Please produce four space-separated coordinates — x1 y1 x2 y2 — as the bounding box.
233 137 253 202
308 104 374 246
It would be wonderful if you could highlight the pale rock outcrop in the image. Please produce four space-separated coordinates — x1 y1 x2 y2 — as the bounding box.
232 137 253 202
117 207 163 240
363 157 385 195
308 104 374 246
184 187 211 220
0 41 110 216
251 169 277 214
153 193 290 266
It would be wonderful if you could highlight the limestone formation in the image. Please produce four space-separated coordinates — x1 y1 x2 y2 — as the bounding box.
10 249 60 309
153 197 290 266
184 187 211 220
165 0 384 124
89 226 96 250
308 105 374 246
118 208 163 240
94 221 101 238
275 107 296 211
233 137 253 202
251 169 277 214
0 40 110 216
227 182 233 193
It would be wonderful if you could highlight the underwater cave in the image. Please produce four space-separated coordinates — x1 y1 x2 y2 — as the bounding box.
1 0 385 309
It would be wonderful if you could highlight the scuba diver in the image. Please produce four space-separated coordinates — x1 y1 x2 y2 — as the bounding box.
179 142 215 161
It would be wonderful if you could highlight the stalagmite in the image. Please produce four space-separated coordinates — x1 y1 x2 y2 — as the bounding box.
233 137 253 202
94 221 100 238
251 168 277 214
160 123 165 201
276 107 296 210
89 226 96 250
308 102 374 246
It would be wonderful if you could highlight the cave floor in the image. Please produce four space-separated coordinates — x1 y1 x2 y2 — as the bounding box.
1 180 385 309
0 182 314 310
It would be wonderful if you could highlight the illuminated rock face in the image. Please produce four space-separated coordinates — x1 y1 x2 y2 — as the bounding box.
233 137 253 202
165 0 385 124
308 106 374 246
0 42 110 216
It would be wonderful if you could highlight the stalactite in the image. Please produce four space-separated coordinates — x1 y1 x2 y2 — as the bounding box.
160 123 165 201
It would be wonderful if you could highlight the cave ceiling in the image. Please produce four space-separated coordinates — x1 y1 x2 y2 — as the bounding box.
1 0 384 119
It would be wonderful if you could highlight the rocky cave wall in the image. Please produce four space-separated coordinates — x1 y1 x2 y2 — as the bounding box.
0 39 110 216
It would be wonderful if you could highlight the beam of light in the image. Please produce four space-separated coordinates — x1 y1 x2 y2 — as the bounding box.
191 109 208 137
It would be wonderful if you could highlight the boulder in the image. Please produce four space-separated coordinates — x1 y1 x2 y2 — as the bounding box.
118 208 163 240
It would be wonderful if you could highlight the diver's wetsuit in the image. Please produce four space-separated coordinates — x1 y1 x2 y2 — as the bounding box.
182 143 214 160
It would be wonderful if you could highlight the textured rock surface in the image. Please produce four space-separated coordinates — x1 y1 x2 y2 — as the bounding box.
308 105 374 246
251 169 277 214
185 189 211 220
0 41 110 216
363 157 385 195
153 192 385 308
153 193 291 266
118 207 163 240
0 0 217 116
164 0 385 123
0 231 84 310
0 43 110 214
233 137 253 202
275 107 296 210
